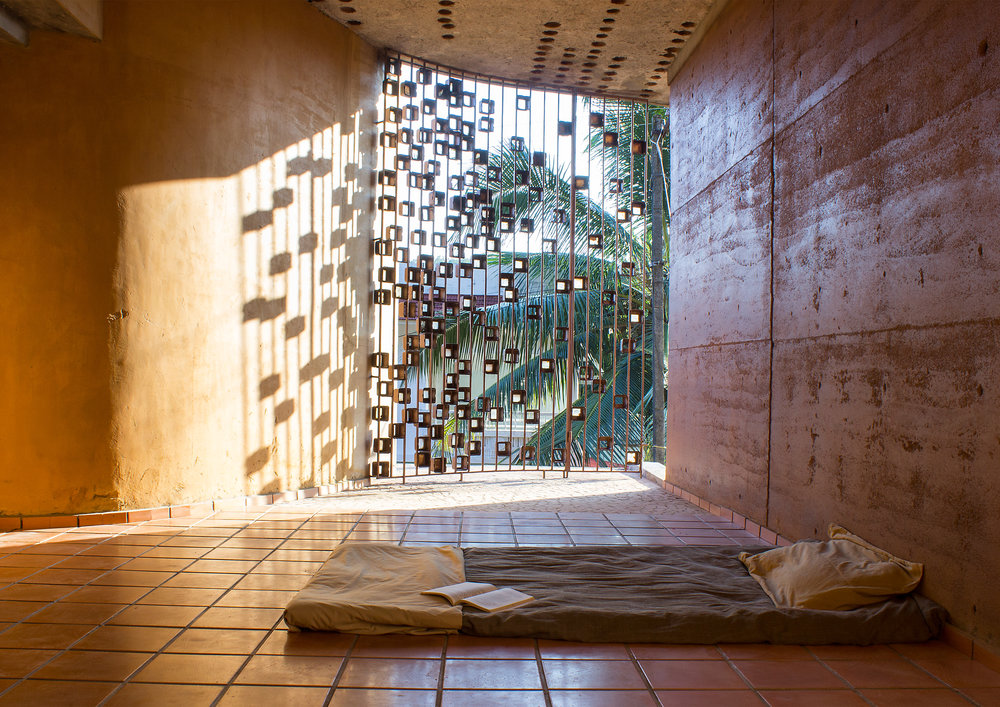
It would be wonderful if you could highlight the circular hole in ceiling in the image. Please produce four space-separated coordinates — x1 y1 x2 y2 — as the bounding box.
671 38 685 44
608 63 621 68
596 33 608 38
581 68 593 73
605 70 617 76
610 0 626 4
658 60 670 66
340 6 355 12
612 55 626 61
543 30 559 36
442 22 455 28
437 17 449 23
681 21 696 27
346 19 361 25
674 29 692 35
604 17 616 22
583 61 596 67
544 21 561 28
560 59 573 65
533 63 545 69
592 41 606 47
530 69 543 74
606 8 620 13
438 8 452 14
645 82 656 86
442 34 455 39
540 37 555 43
600 26 613 32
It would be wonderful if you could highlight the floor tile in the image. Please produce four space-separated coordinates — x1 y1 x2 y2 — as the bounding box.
353 634 445 658
131 653 246 684
0 679 117 706
164 627 268 654
908 658 1000 687
337 657 441 689
629 644 723 660
218 685 329 706
640 659 747 690
190 606 283 629
828 659 946 688
234 654 343 686
860 688 976 706
20 568 106 585
446 635 536 659
136 587 226 606
0 601 46 622
549 690 657 706
103 682 223 705
443 658 542 689
64 585 149 603
215 589 297 608
33 650 150 681
92 570 174 586
720 644 814 661
653 690 764 706
958 687 1000 705
543 658 646 689
117 557 193 572
757 689 869 706
328 688 437 706
0 622 91 649
538 640 631 659
0 648 58 678
443 690 548 706
257 630 355 656
108 604 203 627
890 641 969 662
72 625 180 652
809 645 902 661
162 572 240 589
0 583 75 602
734 659 844 689
233 573 309 591
25 601 126 624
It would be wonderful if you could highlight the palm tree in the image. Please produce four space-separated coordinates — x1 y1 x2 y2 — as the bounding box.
411 100 668 468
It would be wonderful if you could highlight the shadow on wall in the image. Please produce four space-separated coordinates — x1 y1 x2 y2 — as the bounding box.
238 126 369 494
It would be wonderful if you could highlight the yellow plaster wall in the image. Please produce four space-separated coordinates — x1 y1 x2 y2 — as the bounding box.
0 0 377 515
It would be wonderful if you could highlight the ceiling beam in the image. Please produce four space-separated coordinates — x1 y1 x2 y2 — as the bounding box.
55 0 102 40
0 4 29 46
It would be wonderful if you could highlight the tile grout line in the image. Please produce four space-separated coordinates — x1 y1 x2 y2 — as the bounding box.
321 633 359 707
534 638 553 707
435 633 448 707
625 643 664 707
884 644 982 705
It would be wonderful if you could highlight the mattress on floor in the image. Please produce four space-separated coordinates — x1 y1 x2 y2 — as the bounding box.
461 546 947 644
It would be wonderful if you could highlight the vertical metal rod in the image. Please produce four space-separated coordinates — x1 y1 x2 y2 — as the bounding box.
650 111 666 465
564 95 578 478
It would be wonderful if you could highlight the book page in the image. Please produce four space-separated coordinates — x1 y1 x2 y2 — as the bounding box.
460 587 534 612
421 581 497 605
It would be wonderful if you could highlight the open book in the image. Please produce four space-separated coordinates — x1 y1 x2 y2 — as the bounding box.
421 581 534 612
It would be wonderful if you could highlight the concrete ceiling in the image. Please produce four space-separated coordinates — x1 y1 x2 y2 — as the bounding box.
308 0 719 104
0 0 102 44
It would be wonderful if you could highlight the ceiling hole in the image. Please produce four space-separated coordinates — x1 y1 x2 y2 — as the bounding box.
600 26 613 32
533 64 545 69
544 21 561 28
437 17 450 23
543 30 559 36
605 70 617 76
610 0 626 4
346 19 361 25
596 33 608 38
608 63 621 68
979 39 989 56
563 52 576 58
338 0 352 3
607 8 620 13
674 29 692 35
442 22 455 28
671 38 685 43
612 55 626 61
592 41 606 47
645 82 656 86
604 17 615 22
442 34 455 39
438 8 451 14
537 44 551 50
681 20 696 27
583 61 596 67
658 60 670 65
540 37 555 43
340 6 355 12
560 59 573 65
581 68 593 73
530 69 543 74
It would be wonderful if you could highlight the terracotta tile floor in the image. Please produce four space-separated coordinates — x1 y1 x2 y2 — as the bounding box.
0 472 996 705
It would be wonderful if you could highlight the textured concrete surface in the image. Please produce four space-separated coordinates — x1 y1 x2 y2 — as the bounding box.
0 0 378 514
668 0 1000 649
310 0 715 103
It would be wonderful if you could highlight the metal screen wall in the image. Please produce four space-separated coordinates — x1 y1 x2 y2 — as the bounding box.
370 55 652 479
